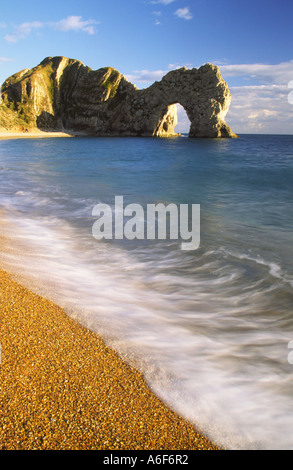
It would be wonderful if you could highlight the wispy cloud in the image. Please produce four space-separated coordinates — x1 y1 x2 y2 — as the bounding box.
174 7 193 20
168 62 193 70
127 61 293 88
126 64 193 84
0 56 14 63
216 61 293 133
148 0 175 24
219 61 293 86
226 84 292 134
51 16 99 35
150 0 176 4
126 69 168 84
4 15 99 43
152 11 162 25
5 21 43 43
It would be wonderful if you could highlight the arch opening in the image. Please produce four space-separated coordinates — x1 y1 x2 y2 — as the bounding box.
174 103 191 136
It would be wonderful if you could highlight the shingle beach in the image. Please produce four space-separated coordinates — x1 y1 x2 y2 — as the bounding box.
0 269 218 450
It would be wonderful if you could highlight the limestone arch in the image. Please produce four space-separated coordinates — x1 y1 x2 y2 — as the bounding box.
137 65 236 138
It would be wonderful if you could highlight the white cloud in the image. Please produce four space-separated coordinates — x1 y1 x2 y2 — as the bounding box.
3 16 99 43
125 69 168 83
152 10 162 25
226 84 293 134
126 64 194 84
217 61 293 133
150 0 176 4
168 62 193 70
219 61 293 86
5 21 43 43
288 81 293 105
51 16 99 35
0 57 14 63
148 1 175 25
175 7 193 20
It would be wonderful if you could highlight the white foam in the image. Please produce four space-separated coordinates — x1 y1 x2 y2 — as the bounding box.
226 249 293 288
1 213 293 449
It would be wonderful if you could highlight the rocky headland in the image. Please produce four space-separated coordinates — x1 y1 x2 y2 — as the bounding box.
0 56 236 138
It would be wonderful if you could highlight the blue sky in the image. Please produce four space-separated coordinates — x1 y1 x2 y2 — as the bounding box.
1 0 293 134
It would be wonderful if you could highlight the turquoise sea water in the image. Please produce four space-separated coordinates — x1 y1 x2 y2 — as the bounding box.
0 134 293 449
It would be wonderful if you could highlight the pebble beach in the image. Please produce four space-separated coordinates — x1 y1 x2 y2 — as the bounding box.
0 268 218 450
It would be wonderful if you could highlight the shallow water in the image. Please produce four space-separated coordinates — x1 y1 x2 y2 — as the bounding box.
0 134 293 449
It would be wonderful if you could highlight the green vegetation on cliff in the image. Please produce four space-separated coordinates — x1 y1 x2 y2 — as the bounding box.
101 68 122 99
0 103 34 131
1 59 56 130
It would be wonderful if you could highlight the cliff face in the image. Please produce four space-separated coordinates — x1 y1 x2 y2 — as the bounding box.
0 56 236 138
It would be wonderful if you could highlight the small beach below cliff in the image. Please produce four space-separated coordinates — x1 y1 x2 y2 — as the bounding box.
0 267 217 450
0 130 74 140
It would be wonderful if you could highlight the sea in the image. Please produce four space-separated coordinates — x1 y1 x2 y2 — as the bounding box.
0 133 293 449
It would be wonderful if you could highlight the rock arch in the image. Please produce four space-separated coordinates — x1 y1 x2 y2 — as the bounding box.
1 57 236 138
128 65 236 138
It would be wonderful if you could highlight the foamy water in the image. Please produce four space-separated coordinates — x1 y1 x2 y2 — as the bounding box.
0 135 293 449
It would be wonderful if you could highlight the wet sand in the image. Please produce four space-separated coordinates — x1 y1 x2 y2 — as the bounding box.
0 268 219 450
